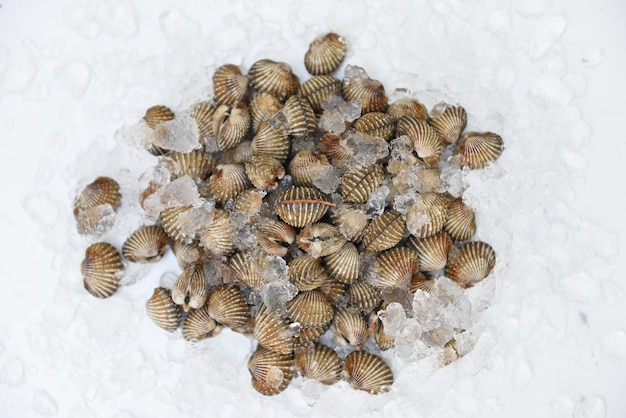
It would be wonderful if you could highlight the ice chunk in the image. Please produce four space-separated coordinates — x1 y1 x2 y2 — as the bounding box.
319 108 347 134
0 358 25 387
75 204 116 237
32 389 58 416
159 271 179 288
343 64 368 84
393 190 417 215
259 256 297 313
173 200 216 243
54 60 91 98
529 17 567 59
203 261 224 287
143 176 202 220
342 132 389 166
150 114 201 152
582 47 603 68
233 224 258 251
365 185 389 217
310 165 342 194
321 95 362 124
266 366 284 389
379 302 407 336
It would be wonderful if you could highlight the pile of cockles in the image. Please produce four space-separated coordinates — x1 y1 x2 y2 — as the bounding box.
75 32 502 396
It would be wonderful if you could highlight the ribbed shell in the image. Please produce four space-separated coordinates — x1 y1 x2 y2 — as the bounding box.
288 150 331 187
207 285 250 329
274 187 332 228
444 196 476 243
251 121 290 163
250 92 283 132
253 218 296 258
407 231 454 272
254 303 294 354
317 277 346 305
207 164 251 204
74 176 121 218
212 104 251 151
331 204 368 242
323 241 360 284
212 64 250 106
333 307 369 348
190 101 216 141
288 254 329 292
172 264 209 311
167 149 214 181
410 272 435 294
387 98 428 121
248 59 299 99
294 325 328 347
298 75 342 112
233 188 265 217
198 209 236 256
345 281 381 313
295 344 342 384
317 133 352 161
429 105 467 144
229 249 266 290
455 131 504 169
182 305 221 341
286 290 334 328
146 287 183 332
122 225 169 263
354 112 396 141
370 247 419 290
171 240 207 269
340 164 385 203
361 210 406 252
304 32 347 75
282 95 317 138
342 351 393 394
222 139 254 164
297 223 347 258
342 76 387 114
248 346 294 396
81 242 124 298
396 116 443 168
244 155 286 192
160 205 193 242
445 241 496 288
369 311 394 351
406 192 449 239
143 105 175 128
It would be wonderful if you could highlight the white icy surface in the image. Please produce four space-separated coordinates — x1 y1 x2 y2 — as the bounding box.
1 0 626 417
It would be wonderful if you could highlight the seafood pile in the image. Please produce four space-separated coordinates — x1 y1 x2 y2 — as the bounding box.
75 33 502 396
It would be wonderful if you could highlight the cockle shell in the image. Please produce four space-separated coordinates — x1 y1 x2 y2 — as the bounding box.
407 231 454 272
406 192 449 239
250 92 283 132
248 59 299 99
146 287 183 332
304 32 347 76
370 247 419 290
354 112 396 142
167 149 214 181
369 309 394 351
229 249 267 290
212 103 251 151
198 209 236 256
298 75 342 112
445 241 496 288
410 272 435 294
233 188 265 218
396 116 443 168
342 72 387 114
286 290 334 328
143 105 175 129
317 277 346 305
333 307 369 348
361 210 406 252
281 95 317 138
74 176 121 218
288 150 331 188
339 164 385 203
222 139 254 165
171 240 208 269
122 225 169 263
342 350 393 394
252 218 296 258
288 254 329 292
387 98 428 121
297 223 347 258
190 101 216 142
345 281 382 313
331 204 368 242
429 104 467 145
295 344 342 384
293 325 328 347
444 196 476 243
172 264 209 311
207 163 251 204
454 131 504 169
244 155 286 192
182 304 222 342
254 303 294 355
160 205 193 243
323 241 360 284
81 242 124 298
251 121 290 163
207 285 251 329
212 64 250 106
274 187 333 228
248 346 294 396
317 133 353 162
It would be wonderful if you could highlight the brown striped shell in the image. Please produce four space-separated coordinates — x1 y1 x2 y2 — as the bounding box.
317 133 353 161
331 204 368 242
212 104 251 151
198 209 236 256
182 305 222 341
146 287 183 332
342 67 387 114
248 59 299 99
160 205 194 243
369 309 394 351
288 254 329 292
361 210 406 252
407 231 454 272
288 150 331 187
354 112 396 142
342 350 393 394
345 281 382 313
429 105 467 145
323 241 360 284
229 249 266 290
396 116 443 168
445 241 496 288
286 290 334 328
207 285 250 329
190 101 216 142
406 192 449 239
248 346 294 396
297 223 347 258
410 272 435 294
294 325 328 347
304 32 347 75
81 242 124 298
444 196 476 243
252 218 296 258
171 240 208 269
74 176 121 219
167 149 214 181
295 344 342 384
143 105 175 129
254 303 294 354
281 95 317 138
387 98 428 121
212 64 250 106
339 164 385 203
250 92 283 132
207 164 251 204
222 139 254 164
233 188 265 218
333 307 369 348
274 187 333 228
370 247 419 290
251 121 290 163
244 155 286 192
172 264 209 311
298 75 342 112
317 277 346 305
122 225 169 263
455 132 504 169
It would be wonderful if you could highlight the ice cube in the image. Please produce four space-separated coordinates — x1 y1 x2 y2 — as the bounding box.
310 165 342 194
150 114 201 152
365 185 389 217
142 176 202 221
342 132 389 166
75 204 116 237
319 108 347 134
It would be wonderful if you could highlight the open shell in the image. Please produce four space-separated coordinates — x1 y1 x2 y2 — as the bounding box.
342 350 393 394
304 32 347 75
146 287 183 332
245 155 286 192
122 225 169 263
253 218 296 258
295 344 342 384
81 242 124 298
297 223 347 258
171 264 209 312
248 346 294 396
445 241 496 288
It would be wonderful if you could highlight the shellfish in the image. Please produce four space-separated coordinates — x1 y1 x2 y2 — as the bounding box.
298 75 342 112
122 225 169 263
454 131 504 169
250 92 283 132
281 95 317 138
429 104 467 145
304 32 347 75
143 105 175 129
274 187 333 228
295 344 342 384
81 242 124 298
171 264 209 311
207 285 250 329
342 350 393 394
339 164 385 204
212 64 250 106
333 307 369 348
73 176 121 219
252 218 296 258
407 231 454 272
323 241 360 284
207 163 251 204
254 303 294 355
369 247 419 290
286 290 334 328
244 155 286 192
248 59 299 99
182 304 222 341
445 241 496 288
212 103 251 151
361 210 406 252
296 222 346 258
387 97 428 121
444 196 476 243
146 287 183 332
248 346 294 396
